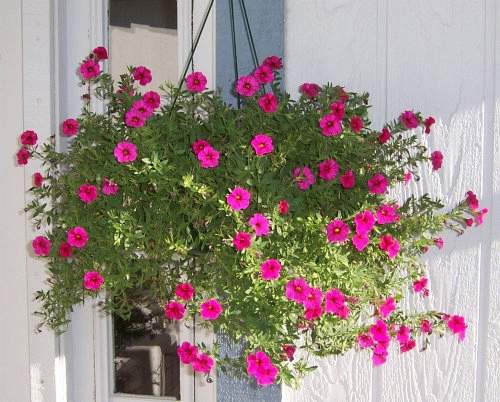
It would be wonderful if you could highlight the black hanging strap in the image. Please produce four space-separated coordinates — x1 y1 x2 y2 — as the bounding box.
228 0 241 108
239 0 259 69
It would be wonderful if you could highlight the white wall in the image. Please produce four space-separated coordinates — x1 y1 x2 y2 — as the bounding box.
283 1 499 401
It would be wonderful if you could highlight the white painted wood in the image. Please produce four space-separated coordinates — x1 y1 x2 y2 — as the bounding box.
283 0 498 401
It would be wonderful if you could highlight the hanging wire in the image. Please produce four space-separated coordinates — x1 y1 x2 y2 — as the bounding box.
190 0 195 73
228 0 241 108
239 0 259 69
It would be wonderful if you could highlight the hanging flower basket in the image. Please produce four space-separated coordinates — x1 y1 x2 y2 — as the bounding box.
17 47 487 387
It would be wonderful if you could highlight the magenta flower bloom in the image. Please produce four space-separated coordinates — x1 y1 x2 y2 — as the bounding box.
350 116 364 133
326 219 350 243
102 178 119 196
367 173 389 194
185 71 207 93
434 237 444 249
319 113 342 137
251 133 274 156
125 109 146 128
78 184 98 204
114 141 137 164
318 159 339 181
254 65 274 84
164 300 186 320
285 278 310 303
400 339 416 353
92 46 108 60
235 75 260 97
282 344 296 361
446 315 467 341
396 325 411 345
191 139 210 155
325 288 345 312
32 236 52 257
62 118 79 136
431 150 443 171
59 242 73 258
132 66 152 85
304 287 323 307
358 333 374 349
192 353 215 373
354 210 375 234
143 91 161 109
403 171 413 184
246 351 272 376
329 101 345 119
20 130 38 145
376 204 400 224
378 127 391 144
262 55 283 70
292 166 315 191
379 234 400 259
79 58 101 80
258 93 278 113
424 116 436 134
339 170 355 189
352 233 369 251
304 303 323 321
278 199 289 215
131 100 154 119
233 232 252 251
260 259 282 280
420 319 432 334
299 83 320 98
248 213 270 237
379 296 396 319
475 208 488 226
255 364 279 387
400 110 419 129
413 277 428 293
372 346 388 367
83 271 104 291
465 190 480 211
67 226 89 248
175 283 195 301
33 172 44 187
370 319 390 343
177 341 198 364
17 147 31 165
226 187 251 211
197 145 220 169
200 298 223 320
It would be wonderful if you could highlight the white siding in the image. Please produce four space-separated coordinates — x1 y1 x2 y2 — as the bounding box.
283 1 499 401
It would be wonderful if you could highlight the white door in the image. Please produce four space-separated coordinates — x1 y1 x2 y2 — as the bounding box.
56 1 216 401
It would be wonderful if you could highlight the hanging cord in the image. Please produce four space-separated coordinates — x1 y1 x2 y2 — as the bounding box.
169 0 215 116
190 0 195 73
239 0 259 69
228 0 241 108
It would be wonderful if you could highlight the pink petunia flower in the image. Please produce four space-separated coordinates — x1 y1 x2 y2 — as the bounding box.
260 259 282 281
403 171 413 184
475 208 488 226
354 210 375 234
379 234 400 259
33 172 44 187
282 344 296 361
132 66 152 85
299 83 320 98
326 219 350 243
262 55 283 70
143 91 161 109
114 141 138 163
304 287 323 307
465 191 480 211
197 145 220 169
80 58 101 80
292 166 315 191
125 109 146 128
370 319 390 343
339 170 356 189
164 301 186 320
258 93 278 113
251 133 274 156
400 339 416 353
413 277 428 294
177 341 198 364
446 315 467 341
247 351 272 376
235 75 260 97
350 116 364 133
278 199 289 215
192 353 214 373
102 178 119 196
372 345 389 366
20 130 38 145
255 364 279 386
434 237 444 249
248 213 270 237
191 139 210 155
329 102 345 119
226 187 251 211
61 119 80 137
431 151 443 171
325 288 345 311
92 46 108 60
83 271 104 291
376 204 400 225
367 173 389 194
358 333 374 349
67 226 89 248
233 232 252 251
32 236 52 256
17 147 31 165
131 100 154 119
352 233 369 251
78 184 98 204
185 71 207 93
254 65 274 84
420 319 433 334
318 159 339 181
285 278 310 303
59 242 73 258
200 298 223 320
304 303 323 320
400 110 419 129
378 127 391 144
319 113 342 137
465 218 474 227
424 116 435 134
379 297 396 319
175 283 195 301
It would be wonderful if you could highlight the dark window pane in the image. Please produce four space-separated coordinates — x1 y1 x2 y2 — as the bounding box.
110 0 177 29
